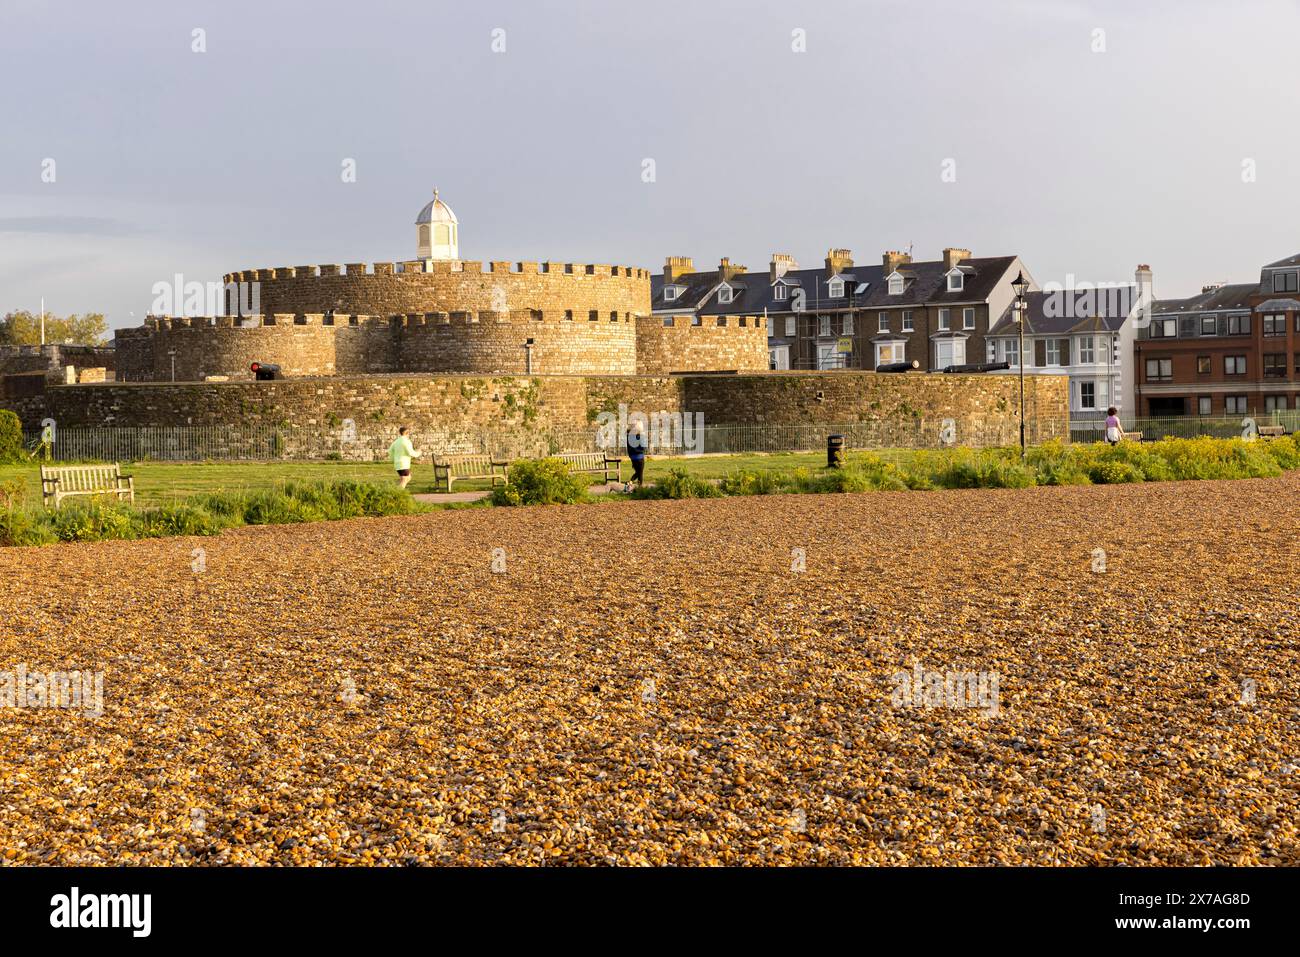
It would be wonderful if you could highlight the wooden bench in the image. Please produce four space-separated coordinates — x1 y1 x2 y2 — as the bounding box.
41 463 135 510
432 454 509 492
1258 425 1287 439
557 451 623 483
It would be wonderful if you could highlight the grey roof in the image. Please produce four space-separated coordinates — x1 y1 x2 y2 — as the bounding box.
1253 298 1300 312
651 255 1019 315
988 287 1133 337
1262 253 1300 268
1151 282 1255 315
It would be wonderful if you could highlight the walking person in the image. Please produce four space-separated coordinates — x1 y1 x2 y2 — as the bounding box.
625 420 648 491
387 426 421 488
1104 406 1126 446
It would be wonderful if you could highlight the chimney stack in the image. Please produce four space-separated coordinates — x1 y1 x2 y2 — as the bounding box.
718 257 746 282
770 253 797 282
663 255 694 283
942 247 972 271
824 248 853 275
882 250 911 275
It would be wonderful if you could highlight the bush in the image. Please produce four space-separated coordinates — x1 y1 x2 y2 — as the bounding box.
135 501 224 538
0 509 56 547
0 410 23 464
490 458 589 506
718 469 784 496
49 500 137 542
631 467 722 500
1089 459 1145 484
0 479 26 509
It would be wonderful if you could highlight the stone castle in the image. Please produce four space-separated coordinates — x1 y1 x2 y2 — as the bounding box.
115 191 769 381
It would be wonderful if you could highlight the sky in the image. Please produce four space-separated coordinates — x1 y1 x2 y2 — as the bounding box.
2 0 1299 332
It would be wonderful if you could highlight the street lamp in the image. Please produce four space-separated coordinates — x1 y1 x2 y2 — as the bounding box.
1010 271 1031 458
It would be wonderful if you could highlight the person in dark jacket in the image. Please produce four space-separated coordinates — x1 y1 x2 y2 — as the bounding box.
625 420 648 490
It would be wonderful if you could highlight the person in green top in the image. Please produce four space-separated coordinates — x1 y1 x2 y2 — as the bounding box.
387 426 421 488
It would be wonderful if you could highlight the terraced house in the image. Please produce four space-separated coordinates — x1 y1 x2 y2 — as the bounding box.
651 248 1034 372
984 266 1147 423
1137 254 1300 417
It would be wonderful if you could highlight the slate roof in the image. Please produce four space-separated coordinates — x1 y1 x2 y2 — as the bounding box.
651 255 1019 315
988 287 1133 337
1150 282 1255 315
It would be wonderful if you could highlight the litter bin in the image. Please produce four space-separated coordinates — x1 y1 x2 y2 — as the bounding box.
827 433 846 468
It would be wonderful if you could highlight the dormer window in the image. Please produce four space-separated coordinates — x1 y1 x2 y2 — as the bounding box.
946 270 964 292
663 286 679 302
827 278 845 298
718 284 733 304
888 273 904 295
774 283 788 301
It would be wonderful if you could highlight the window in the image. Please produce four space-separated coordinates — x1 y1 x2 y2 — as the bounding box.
1196 355 1211 374
766 316 775 337
1146 358 1172 381
1225 355 1247 375
938 308 951 331
663 287 679 302
691 315 702 326
901 311 914 331
785 316 796 337
947 271 964 292
1263 314 1286 336
717 285 733 304
1265 396 1288 412
1198 396 1212 416
774 284 787 301
818 315 831 337
1227 314 1250 335
875 342 906 366
1264 353 1286 377
843 314 855 335
1225 396 1248 414
878 312 889 332
1078 337 1096 363
1079 382 1096 409
1272 271 1299 293
888 274 904 295
962 307 975 330
588 310 598 322
564 310 574 321
997 338 1020 366
662 317 674 327
935 339 966 369
827 279 844 298
1149 318 1177 338
1200 315 1216 336
1045 339 1063 366
610 311 619 322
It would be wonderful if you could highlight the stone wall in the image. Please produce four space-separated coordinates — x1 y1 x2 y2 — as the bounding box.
635 315 770 374
225 260 650 323
4 371 1069 454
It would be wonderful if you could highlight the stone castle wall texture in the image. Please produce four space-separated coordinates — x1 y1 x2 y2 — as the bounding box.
6 372 1069 456
115 259 770 380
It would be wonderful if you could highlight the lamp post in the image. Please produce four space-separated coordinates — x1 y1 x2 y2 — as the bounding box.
1011 271 1030 458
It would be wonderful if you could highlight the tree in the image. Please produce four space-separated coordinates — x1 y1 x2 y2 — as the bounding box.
0 311 108 346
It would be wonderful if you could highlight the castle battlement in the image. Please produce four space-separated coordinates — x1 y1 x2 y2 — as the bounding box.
119 191 755 382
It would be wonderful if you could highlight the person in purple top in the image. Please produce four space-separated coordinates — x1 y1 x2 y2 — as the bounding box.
1104 407 1126 445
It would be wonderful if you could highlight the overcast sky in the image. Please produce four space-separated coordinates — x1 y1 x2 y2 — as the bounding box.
2 0 1298 331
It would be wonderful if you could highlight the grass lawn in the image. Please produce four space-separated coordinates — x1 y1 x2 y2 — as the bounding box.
0 451 833 504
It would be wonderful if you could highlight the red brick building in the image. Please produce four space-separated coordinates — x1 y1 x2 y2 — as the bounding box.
1137 254 1300 417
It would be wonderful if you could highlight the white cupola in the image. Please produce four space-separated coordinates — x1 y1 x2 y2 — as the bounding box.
415 188 459 260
